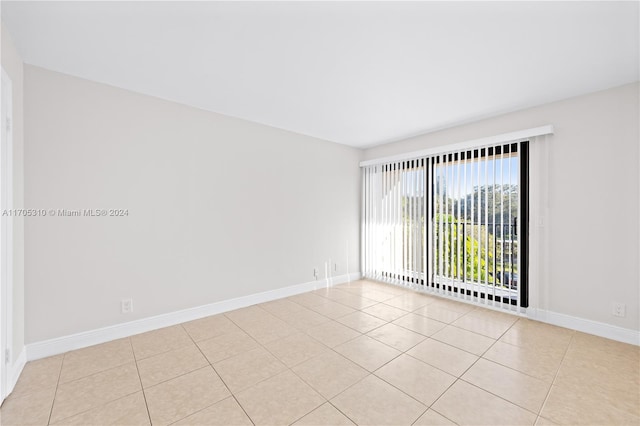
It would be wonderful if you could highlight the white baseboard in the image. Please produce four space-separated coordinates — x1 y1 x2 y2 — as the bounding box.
7 347 26 395
26 272 361 361
367 276 639 346
527 308 640 346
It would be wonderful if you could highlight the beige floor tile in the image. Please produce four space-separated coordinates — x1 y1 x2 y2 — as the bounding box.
483 341 564 382
278 308 331 331
293 403 355 425
50 363 141 423
432 325 495 355
137 344 208 388
375 354 456 406
362 303 408 322
428 298 475 314
333 285 373 295
59 339 134 384
553 334 639 418
263 332 329 367
563 333 639 380
196 329 260 364
463 306 520 325
541 383 640 425
356 282 399 294
534 416 558 425
335 335 401 372
260 298 307 316
452 314 513 339
224 305 271 326
213 347 286 393
372 284 408 296
306 321 360 348
331 375 426 425
554 359 640 418
413 305 465 323
500 319 573 352
311 288 353 301
392 313 447 336
332 294 379 310
366 323 426 352
568 331 638 361
9 355 63 399
336 311 387 333
433 380 537 425
144 366 230 425
359 289 398 302
237 316 299 344
307 301 356 319
0 388 55 426
131 325 193 360
407 339 478 377
182 314 240 342
292 351 367 399
173 396 252 426
18 282 640 426
382 293 434 312
288 292 332 308
334 281 368 291
413 409 456 425
51 391 149 425
462 358 551 413
236 370 324 425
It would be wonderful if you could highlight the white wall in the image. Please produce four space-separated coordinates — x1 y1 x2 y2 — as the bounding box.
24 65 361 344
19 63 640 345
1 24 25 362
363 83 640 333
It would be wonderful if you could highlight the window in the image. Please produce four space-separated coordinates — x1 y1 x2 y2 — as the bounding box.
362 141 529 310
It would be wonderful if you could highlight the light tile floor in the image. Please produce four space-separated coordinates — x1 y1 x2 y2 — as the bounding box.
1 280 639 425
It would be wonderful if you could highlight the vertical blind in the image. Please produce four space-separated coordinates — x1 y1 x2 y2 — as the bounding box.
362 141 528 311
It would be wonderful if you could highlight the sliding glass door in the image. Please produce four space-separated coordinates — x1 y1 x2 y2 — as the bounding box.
362 141 529 310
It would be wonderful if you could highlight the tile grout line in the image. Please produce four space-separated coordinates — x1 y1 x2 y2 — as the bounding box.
390 335 468 415
46 347 142 425
130 337 153 426
274 293 405 424
45 352 66 425
298 303 431 422
459 377 542 418
254 283 558 424
27 280 615 426
445 316 556 416
180 285 522 424
326 400 360 426
472 319 565 383
536 329 576 420
217 311 353 422
181 322 256 426
317 327 442 425
416 318 522 423
234 310 359 424
440 317 552 418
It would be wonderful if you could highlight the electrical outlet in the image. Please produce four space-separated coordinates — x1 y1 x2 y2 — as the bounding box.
612 302 626 317
121 298 133 314
313 268 318 279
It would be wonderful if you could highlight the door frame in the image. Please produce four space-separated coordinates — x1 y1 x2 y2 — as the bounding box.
0 66 14 402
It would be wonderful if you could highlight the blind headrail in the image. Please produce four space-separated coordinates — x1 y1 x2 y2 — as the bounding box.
359 125 554 167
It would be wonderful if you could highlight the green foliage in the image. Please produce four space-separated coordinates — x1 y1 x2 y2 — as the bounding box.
433 215 496 283
398 190 517 287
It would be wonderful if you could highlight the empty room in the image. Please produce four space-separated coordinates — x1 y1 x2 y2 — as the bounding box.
0 1 638 425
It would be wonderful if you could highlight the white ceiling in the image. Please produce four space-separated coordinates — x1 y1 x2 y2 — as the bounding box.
2 1 638 148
